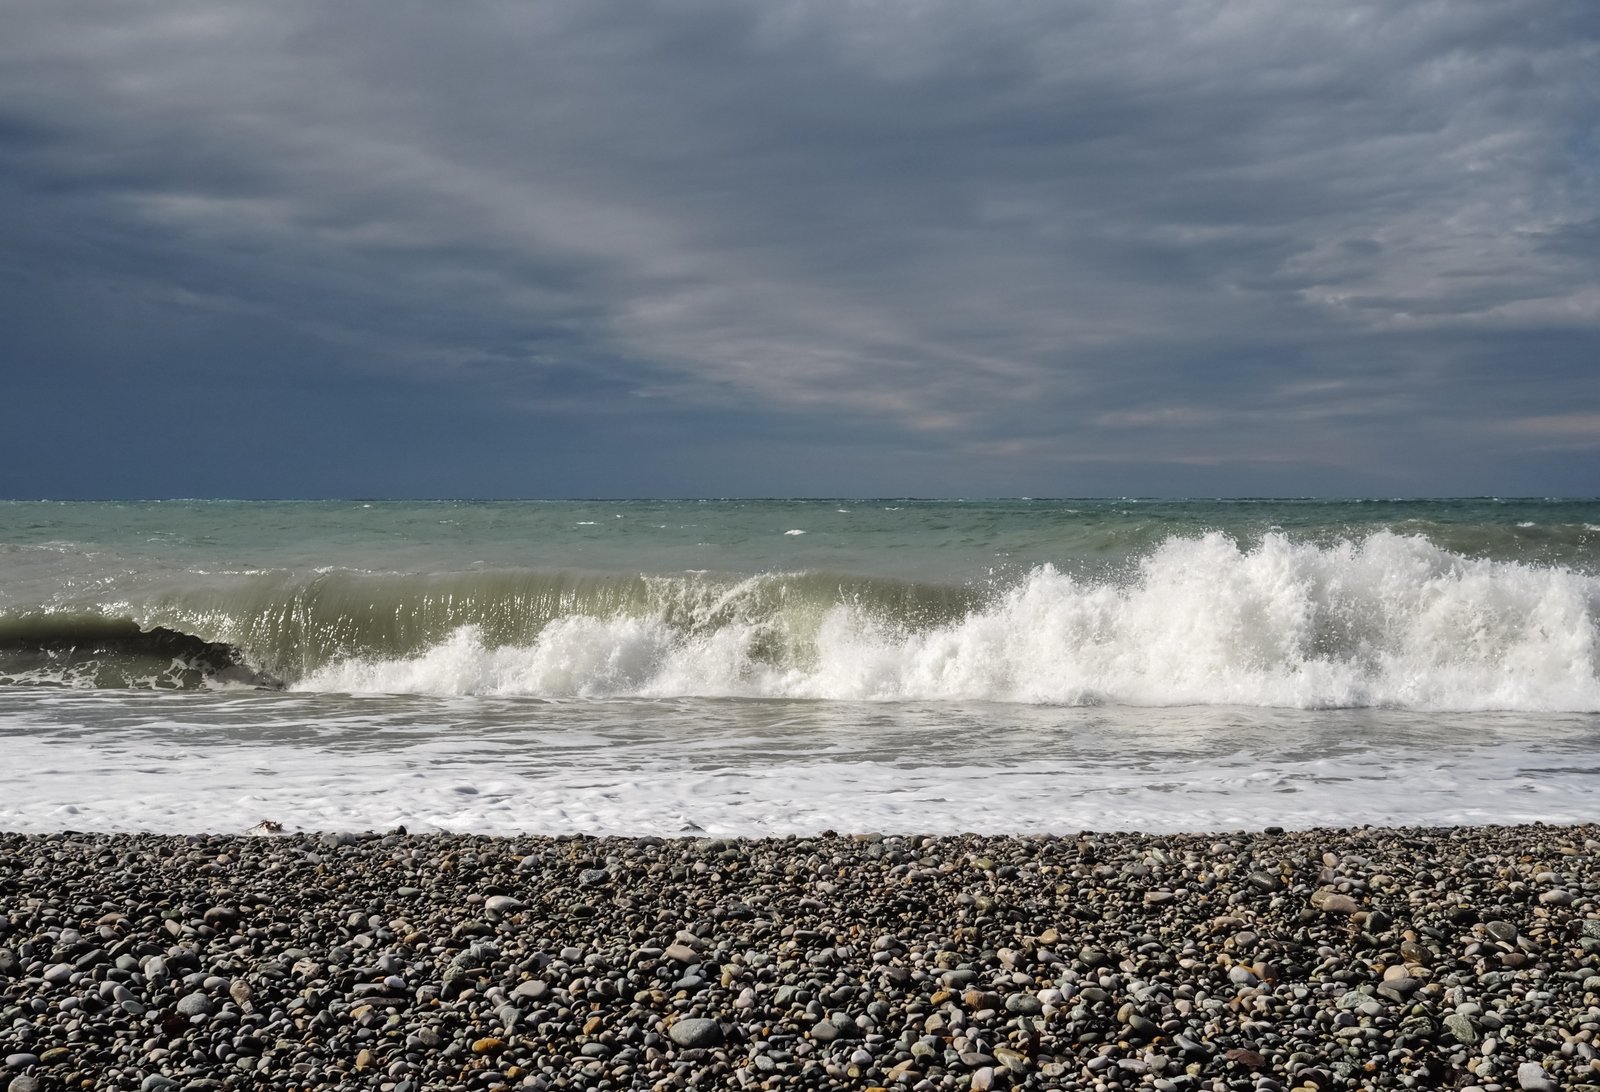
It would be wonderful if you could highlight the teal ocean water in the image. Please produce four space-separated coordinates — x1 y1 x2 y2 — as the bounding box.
2 499 1597 833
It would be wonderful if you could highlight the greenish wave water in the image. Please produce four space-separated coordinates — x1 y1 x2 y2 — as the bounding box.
2 499 1599 835
1 498 1596 708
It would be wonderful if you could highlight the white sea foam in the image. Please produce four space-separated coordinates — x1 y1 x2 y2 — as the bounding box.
300 532 1600 712
7 501 1598 835
2 690 1595 835
5 740 1593 836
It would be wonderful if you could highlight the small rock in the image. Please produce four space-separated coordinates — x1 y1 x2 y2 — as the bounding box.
175 993 214 1019
1517 1062 1559 1092
1485 921 1518 942
1078 947 1110 968
511 979 549 1003
992 1046 1028 1074
1225 1048 1267 1069
1378 976 1419 1000
1310 889 1360 914
1004 993 1042 1015
669 1018 723 1049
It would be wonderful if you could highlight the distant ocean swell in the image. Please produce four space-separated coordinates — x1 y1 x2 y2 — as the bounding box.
2 531 1596 711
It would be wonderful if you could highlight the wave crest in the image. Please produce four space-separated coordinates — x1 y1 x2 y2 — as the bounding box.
298 532 1600 711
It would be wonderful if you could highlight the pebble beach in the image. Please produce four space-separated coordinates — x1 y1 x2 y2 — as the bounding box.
3 824 1599 1092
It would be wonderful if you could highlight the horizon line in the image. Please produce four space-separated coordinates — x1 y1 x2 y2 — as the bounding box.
4 495 1597 504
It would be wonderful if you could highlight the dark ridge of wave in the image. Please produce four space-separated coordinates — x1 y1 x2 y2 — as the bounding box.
29 570 982 687
289 532 1600 708
5 529 1597 701
0 615 282 690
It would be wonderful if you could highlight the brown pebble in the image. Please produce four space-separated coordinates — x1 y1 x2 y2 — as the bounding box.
1309 888 1360 914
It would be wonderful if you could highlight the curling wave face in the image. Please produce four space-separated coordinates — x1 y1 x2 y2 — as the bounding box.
297 532 1600 710
6 530 1594 711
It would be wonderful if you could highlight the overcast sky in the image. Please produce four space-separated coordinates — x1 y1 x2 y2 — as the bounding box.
2 1 1596 497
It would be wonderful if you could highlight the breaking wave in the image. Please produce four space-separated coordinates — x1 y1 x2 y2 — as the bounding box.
0 616 276 690
302 532 1598 711
4 532 1596 711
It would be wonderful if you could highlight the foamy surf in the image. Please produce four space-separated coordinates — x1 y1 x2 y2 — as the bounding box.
2 498 1597 834
0 688 1595 835
297 532 1600 712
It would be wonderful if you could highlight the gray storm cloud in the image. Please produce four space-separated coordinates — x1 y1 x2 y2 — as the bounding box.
1 0 1596 495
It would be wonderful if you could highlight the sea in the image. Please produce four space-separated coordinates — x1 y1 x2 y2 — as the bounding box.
2 498 1597 836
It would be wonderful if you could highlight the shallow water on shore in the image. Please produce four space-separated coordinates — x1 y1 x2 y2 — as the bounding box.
4 686 1597 834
